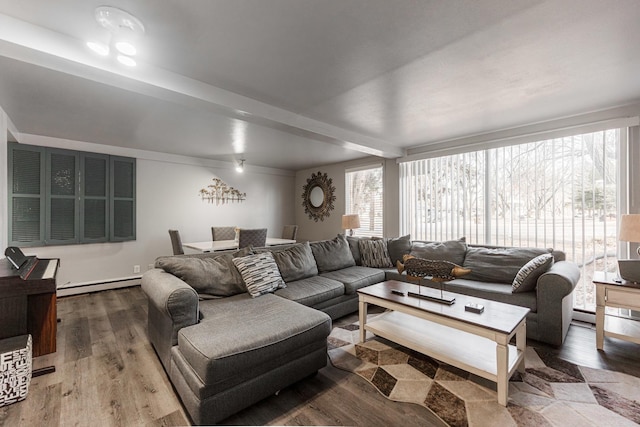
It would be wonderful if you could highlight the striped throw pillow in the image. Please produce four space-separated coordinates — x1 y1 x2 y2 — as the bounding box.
232 252 285 297
512 253 554 293
359 239 393 268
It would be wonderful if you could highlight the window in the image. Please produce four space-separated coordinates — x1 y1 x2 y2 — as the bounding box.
8 143 136 246
400 129 625 311
346 165 384 237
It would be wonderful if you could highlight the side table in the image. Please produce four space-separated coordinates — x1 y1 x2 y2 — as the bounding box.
593 271 640 350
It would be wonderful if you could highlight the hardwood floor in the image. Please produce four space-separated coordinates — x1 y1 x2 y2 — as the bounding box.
1 286 638 426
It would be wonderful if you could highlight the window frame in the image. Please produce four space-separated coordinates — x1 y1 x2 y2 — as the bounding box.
345 163 384 238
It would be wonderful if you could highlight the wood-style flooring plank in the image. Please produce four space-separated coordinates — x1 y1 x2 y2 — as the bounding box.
64 316 92 363
2 286 639 427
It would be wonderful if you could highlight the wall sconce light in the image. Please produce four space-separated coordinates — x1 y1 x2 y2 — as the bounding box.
236 159 245 173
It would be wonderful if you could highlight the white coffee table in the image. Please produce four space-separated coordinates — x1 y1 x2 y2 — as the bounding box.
358 280 530 406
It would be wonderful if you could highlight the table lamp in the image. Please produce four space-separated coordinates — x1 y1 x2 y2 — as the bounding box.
619 214 640 257
342 214 360 237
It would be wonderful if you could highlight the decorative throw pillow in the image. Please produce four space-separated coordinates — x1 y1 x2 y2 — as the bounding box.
512 253 554 293
232 252 285 297
359 239 393 268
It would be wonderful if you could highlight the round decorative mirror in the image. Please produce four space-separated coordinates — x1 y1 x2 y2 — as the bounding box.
309 186 324 207
302 171 336 222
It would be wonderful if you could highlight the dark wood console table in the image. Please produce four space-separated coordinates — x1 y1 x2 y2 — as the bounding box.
0 258 58 357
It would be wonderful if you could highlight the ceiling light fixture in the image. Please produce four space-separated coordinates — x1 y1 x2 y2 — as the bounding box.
117 55 136 67
86 41 110 56
236 159 245 173
115 40 137 56
89 6 145 66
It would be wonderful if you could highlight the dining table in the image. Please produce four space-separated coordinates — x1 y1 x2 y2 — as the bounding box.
183 238 296 253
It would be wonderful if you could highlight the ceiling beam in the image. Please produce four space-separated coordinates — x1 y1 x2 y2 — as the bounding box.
0 13 404 159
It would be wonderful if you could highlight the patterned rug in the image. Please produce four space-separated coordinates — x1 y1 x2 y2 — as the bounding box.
328 320 640 427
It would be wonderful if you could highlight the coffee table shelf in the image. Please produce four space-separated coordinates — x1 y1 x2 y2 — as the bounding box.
358 280 529 406
365 311 522 381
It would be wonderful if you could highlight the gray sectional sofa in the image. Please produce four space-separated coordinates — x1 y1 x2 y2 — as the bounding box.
142 236 384 424
141 234 580 424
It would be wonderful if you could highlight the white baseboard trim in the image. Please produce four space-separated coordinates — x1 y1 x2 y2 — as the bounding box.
572 309 595 324
57 276 141 297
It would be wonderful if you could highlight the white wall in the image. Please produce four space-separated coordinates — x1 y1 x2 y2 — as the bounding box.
4 133 295 292
295 157 400 242
0 107 7 253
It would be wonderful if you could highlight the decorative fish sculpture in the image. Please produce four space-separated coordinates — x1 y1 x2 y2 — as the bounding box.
397 254 471 282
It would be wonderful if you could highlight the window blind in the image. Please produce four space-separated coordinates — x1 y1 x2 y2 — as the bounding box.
400 129 624 311
345 165 384 237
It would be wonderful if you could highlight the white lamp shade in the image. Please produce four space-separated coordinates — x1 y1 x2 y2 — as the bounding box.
619 214 640 242
342 214 361 230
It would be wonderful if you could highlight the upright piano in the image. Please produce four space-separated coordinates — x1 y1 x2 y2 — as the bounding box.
0 254 59 357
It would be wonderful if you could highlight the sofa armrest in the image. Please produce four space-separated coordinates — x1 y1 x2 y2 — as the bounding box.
534 260 580 346
141 268 199 369
537 261 580 298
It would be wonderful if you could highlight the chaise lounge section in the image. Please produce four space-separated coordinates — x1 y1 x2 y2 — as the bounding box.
142 236 383 424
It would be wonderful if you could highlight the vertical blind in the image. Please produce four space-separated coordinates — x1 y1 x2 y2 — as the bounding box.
345 165 384 237
399 129 624 311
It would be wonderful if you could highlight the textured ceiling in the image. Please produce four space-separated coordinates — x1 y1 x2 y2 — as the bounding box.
0 0 639 170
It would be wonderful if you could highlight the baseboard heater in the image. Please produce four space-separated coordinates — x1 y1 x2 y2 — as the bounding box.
57 276 141 297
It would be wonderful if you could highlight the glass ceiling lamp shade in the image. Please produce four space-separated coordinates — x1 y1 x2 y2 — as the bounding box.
117 55 136 67
342 214 360 237
86 41 110 56
236 159 245 173
619 214 640 257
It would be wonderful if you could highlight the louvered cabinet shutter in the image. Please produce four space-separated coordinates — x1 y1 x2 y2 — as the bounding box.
46 148 79 244
8 143 136 245
8 143 46 246
110 156 136 241
81 154 109 242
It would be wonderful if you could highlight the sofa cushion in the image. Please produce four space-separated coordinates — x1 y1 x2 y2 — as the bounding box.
275 276 344 306
359 239 393 268
320 266 386 294
232 252 285 297
387 235 412 265
268 242 318 283
512 253 554 293
310 234 356 273
179 293 331 398
410 238 467 266
347 236 367 266
463 246 552 284
155 254 246 298
442 279 537 312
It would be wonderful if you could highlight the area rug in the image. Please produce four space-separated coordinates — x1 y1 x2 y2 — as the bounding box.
328 320 640 427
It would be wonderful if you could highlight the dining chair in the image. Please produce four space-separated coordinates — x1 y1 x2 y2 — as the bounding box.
282 225 298 241
211 226 236 241
168 229 184 255
238 228 267 248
